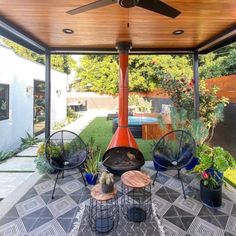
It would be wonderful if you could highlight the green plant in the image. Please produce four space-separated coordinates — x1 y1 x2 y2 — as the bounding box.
86 137 100 157
129 95 152 113
156 139 179 161
160 107 210 145
37 142 62 159
84 137 101 174
188 119 209 145
170 107 188 130
67 108 78 120
34 156 55 174
35 143 55 174
20 132 40 150
53 121 66 130
0 151 14 162
99 171 114 185
193 144 236 189
46 145 62 159
84 150 101 174
160 77 228 129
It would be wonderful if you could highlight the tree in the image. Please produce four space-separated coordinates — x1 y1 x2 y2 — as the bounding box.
0 38 77 74
199 43 236 79
74 54 193 95
73 55 119 95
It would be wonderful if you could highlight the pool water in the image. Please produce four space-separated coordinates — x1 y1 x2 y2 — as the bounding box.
113 116 158 126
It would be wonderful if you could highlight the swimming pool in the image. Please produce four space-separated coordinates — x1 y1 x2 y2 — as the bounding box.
112 116 159 138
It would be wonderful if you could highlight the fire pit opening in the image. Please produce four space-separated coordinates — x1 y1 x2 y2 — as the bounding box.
103 147 145 176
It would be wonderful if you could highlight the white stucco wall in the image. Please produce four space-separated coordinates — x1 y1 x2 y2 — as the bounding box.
0 45 67 152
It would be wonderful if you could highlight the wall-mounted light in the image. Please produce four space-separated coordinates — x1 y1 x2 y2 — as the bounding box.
56 89 62 97
26 86 33 96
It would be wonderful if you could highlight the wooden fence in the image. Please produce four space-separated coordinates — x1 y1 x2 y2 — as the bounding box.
140 74 236 103
206 74 236 103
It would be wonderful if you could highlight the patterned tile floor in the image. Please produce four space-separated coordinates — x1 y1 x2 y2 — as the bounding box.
0 164 236 236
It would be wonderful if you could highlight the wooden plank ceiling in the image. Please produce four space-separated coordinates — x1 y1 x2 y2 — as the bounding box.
0 0 235 51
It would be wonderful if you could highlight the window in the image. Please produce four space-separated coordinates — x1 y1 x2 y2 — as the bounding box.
0 84 9 121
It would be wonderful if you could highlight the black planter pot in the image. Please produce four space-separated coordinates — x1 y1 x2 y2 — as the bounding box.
101 183 114 194
200 180 222 208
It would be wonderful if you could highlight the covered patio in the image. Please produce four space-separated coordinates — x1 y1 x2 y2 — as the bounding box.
0 0 236 235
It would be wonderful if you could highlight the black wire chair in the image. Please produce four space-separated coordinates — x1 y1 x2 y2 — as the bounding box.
45 130 88 199
152 130 195 199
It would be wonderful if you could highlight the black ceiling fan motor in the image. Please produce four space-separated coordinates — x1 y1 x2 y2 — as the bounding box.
118 0 139 8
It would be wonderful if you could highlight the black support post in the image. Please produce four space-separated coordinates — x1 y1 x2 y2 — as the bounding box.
45 51 51 139
193 51 200 119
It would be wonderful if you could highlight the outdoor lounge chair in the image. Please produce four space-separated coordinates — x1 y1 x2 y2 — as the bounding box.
152 130 195 199
45 130 88 199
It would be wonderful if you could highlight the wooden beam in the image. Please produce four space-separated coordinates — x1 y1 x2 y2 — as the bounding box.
0 16 47 54
197 25 236 54
50 47 194 55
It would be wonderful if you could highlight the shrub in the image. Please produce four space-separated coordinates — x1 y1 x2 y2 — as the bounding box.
20 132 40 150
129 95 152 113
34 143 55 174
0 151 14 163
67 108 78 120
160 77 228 129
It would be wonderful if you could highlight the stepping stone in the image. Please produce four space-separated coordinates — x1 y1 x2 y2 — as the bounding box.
0 157 36 172
0 173 33 198
16 146 39 157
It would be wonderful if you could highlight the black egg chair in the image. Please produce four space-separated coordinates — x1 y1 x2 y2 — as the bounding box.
152 130 195 199
45 130 88 199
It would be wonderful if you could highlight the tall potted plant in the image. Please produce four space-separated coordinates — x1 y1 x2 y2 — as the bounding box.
84 149 101 185
185 119 209 170
194 144 236 207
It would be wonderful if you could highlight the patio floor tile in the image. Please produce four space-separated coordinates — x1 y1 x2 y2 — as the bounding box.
0 163 235 235
188 217 225 236
231 204 236 216
0 218 27 236
155 186 181 203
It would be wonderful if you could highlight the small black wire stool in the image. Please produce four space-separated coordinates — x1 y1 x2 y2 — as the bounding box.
121 171 152 222
89 184 119 234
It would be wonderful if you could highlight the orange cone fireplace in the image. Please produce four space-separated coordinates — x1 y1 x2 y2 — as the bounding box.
103 42 144 175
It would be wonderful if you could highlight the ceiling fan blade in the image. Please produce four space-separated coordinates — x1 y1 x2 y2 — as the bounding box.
67 0 116 15
137 0 181 18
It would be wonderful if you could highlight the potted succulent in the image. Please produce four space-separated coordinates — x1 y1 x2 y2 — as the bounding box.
194 144 236 207
99 171 114 193
84 149 101 185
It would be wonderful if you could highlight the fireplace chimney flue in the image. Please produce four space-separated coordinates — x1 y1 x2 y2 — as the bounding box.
103 42 144 175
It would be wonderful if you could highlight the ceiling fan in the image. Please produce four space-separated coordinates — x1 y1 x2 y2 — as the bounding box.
66 0 181 18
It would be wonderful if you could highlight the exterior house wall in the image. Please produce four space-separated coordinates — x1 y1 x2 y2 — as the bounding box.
0 46 67 152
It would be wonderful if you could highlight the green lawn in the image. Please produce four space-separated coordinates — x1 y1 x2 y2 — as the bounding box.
224 169 236 188
80 117 153 160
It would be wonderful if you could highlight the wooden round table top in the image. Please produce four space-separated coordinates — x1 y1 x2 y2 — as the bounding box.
91 184 117 201
121 170 151 188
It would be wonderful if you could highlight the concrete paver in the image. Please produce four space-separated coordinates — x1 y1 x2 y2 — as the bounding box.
0 157 36 172
0 173 33 198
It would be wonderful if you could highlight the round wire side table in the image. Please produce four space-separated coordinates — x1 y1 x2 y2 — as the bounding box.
121 170 152 222
89 184 119 234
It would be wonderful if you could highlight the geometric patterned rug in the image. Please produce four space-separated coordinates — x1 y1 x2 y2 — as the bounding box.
0 163 235 236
